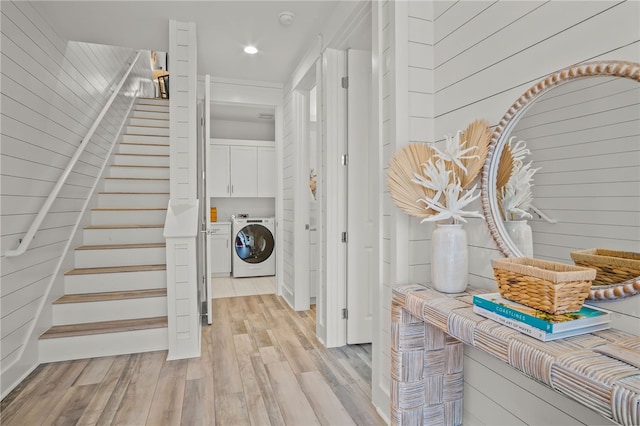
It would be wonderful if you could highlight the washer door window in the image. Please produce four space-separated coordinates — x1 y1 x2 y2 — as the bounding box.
235 224 274 264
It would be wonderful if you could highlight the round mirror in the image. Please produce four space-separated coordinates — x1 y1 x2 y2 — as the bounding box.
481 61 640 300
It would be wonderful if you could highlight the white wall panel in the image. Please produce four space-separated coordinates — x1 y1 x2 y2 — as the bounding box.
375 0 639 423
432 1 639 424
0 0 152 398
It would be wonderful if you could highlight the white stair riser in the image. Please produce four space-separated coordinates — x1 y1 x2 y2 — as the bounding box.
65 270 167 294
52 297 167 325
91 209 167 225
126 125 169 137
118 143 169 155
129 117 169 128
109 166 169 179
132 110 169 120
103 179 169 192
122 134 169 144
75 246 165 268
114 154 169 167
83 226 165 245
39 327 168 363
98 193 169 208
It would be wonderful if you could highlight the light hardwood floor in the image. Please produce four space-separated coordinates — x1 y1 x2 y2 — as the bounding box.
1 294 385 425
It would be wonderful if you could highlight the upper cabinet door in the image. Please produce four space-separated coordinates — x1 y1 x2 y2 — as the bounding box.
229 145 258 197
209 145 230 197
257 146 276 197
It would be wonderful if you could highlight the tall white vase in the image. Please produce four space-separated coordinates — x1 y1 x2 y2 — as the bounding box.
431 223 468 293
504 219 533 257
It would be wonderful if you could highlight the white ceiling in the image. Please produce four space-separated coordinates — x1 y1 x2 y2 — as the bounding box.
31 1 369 85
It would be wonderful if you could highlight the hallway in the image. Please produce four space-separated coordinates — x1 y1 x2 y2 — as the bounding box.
0 294 384 425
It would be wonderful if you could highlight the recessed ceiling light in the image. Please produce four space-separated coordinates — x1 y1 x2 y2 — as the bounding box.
244 45 258 55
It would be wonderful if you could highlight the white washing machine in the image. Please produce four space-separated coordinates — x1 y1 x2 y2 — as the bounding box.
232 217 276 278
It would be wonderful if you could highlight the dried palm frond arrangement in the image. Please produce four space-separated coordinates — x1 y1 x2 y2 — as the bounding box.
387 119 492 224
497 137 541 221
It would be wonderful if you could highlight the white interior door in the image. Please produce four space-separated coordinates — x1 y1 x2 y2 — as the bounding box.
346 49 373 344
205 75 213 325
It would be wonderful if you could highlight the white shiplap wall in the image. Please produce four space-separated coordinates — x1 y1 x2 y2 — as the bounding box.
381 1 640 424
281 91 296 306
375 0 639 423
0 1 152 398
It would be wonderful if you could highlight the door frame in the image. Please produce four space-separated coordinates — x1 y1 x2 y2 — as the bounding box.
205 77 283 296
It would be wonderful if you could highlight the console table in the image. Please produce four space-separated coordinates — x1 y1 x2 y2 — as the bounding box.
391 284 640 425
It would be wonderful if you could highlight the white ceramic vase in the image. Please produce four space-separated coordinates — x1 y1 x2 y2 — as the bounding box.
504 219 534 257
431 223 468 293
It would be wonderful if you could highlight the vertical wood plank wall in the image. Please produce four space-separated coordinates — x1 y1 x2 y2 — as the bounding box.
376 0 639 423
281 91 296 307
0 1 152 398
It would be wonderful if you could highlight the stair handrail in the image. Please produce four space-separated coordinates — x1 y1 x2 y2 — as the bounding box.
4 50 143 257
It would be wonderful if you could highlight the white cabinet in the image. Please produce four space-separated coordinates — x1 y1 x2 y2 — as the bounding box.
209 145 230 197
210 222 231 275
257 146 276 197
209 141 275 198
229 145 258 197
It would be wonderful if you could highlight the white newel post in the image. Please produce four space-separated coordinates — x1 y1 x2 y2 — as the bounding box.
164 20 201 360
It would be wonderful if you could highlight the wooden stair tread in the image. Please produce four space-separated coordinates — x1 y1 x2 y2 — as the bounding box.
84 224 164 229
76 242 166 250
98 192 169 195
66 264 167 275
104 177 169 181
91 207 167 211
115 153 169 157
129 121 169 129
111 164 169 168
123 133 169 137
54 288 167 304
119 142 169 147
40 316 168 339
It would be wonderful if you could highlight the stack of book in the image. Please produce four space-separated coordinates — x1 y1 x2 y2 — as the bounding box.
472 293 611 341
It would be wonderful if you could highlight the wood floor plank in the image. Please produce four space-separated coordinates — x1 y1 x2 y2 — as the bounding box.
75 356 131 426
334 382 387 426
6 359 90 426
211 325 243 395
249 354 286 426
259 345 287 364
74 356 116 386
270 321 317 374
0 364 52 424
215 392 250 426
234 334 271 426
111 351 165 425
42 383 99 426
298 370 357 426
181 377 215 426
146 358 188 426
265 361 320 426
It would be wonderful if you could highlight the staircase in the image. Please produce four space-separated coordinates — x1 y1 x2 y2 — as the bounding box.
39 98 171 363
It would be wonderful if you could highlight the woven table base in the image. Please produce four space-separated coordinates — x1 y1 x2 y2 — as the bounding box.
391 285 640 426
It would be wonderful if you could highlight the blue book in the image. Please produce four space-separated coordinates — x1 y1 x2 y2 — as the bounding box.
472 293 610 333
472 305 611 342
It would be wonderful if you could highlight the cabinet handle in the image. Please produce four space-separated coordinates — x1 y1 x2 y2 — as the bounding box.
231 185 234 194
227 184 230 194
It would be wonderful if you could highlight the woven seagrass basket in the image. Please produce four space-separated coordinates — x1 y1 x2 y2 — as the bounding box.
570 248 640 286
492 257 596 314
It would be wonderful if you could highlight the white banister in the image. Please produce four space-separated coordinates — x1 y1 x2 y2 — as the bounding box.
4 50 143 257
